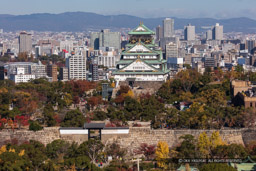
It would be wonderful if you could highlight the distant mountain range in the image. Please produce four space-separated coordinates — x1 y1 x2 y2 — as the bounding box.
0 12 256 33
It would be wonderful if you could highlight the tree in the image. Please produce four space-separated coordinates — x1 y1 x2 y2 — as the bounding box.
46 139 70 161
200 163 236 171
105 142 127 160
124 96 142 120
0 150 30 170
63 93 73 107
209 131 225 150
119 85 130 95
140 95 164 121
61 110 86 127
235 65 244 73
92 111 107 121
198 89 226 107
177 135 197 159
175 69 201 92
155 141 169 169
43 104 57 127
77 139 104 163
87 96 102 110
197 132 211 158
15 115 29 129
19 140 47 170
123 90 134 98
29 120 43 132
135 143 156 160
73 96 80 107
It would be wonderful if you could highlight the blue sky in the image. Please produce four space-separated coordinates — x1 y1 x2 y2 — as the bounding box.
1 0 256 19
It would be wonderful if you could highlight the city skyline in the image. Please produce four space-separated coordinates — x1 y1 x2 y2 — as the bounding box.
1 0 256 19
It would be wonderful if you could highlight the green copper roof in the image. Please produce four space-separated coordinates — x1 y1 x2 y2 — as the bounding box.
112 71 169 75
128 23 155 35
123 41 159 55
230 163 256 171
117 60 166 65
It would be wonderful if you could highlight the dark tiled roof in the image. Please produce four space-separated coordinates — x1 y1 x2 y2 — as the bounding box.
84 123 105 129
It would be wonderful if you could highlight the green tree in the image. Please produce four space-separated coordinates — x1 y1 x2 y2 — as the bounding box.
104 142 127 160
0 151 30 170
29 120 43 132
19 140 47 170
43 104 57 127
61 109 86 127
235 65 244 73
46 139 70 160
77 139 104 163
177 135 197 159
200 163 236 171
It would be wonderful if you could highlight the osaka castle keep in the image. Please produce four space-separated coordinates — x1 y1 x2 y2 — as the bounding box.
113 23 169 89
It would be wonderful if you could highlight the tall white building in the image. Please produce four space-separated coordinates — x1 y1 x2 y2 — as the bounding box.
184 24 195 41
206 30 212 40
212 23 223 40
163 18 174 38
66 49 87 80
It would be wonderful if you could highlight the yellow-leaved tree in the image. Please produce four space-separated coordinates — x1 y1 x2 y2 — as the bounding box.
210 131 225 149
18 149 25 156
124 90 134 98
0 145 7 154
197 132 211 158
155 141 169 169
64 93 73 106
8 148 15 153
110 82 116 88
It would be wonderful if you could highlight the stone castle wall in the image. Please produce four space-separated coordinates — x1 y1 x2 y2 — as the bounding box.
0 127 255 152
119 81 163 91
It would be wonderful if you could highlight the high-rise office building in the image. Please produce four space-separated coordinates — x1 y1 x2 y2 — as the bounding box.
90 30 121 51
0 62 5 80
184 24 195 41
66 50 87 80
165 42 178 58
47 64 58 82
60 67 69 81
156 25 163 41
163 18 174 38
212 23 223 40
246 40 255 54
206 30 212 40
19 31 32 53
89 60 99 81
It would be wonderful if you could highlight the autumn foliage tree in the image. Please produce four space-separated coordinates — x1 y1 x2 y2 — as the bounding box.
135 143 156 160
87 96 102 110
15 115 29 129
155 141 169 169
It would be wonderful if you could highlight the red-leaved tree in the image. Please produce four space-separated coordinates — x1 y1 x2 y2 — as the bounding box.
135 143 156 160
